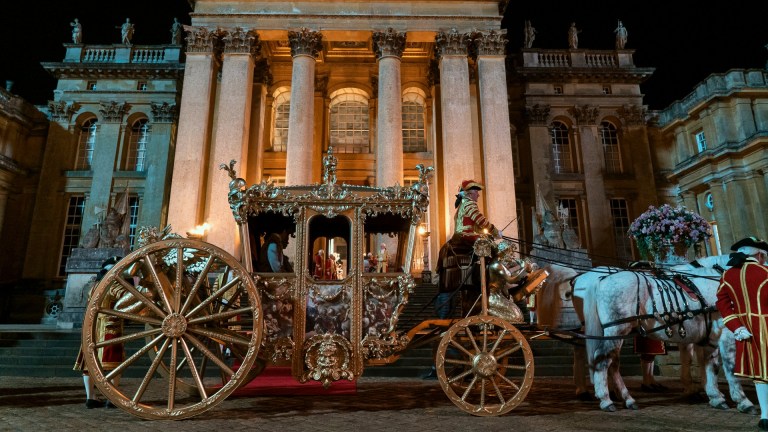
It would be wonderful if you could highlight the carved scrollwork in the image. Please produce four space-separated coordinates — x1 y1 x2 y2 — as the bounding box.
570 104 600 125
362 331 410 360
301 333 354 387
184 26 219 53
617 104 648 126
525 104 551 125
98 101 127 123
288 28 323 58
47 100 77 122
150 102 177 123
472 30 508 56
435 28 470 58
221 27 260 56
373 28 406 59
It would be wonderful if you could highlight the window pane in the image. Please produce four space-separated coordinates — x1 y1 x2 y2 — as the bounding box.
126 119 149 171
272 101 290 152
59 196 86 276
600 122 622 174
330 100 370 154
550 122 573 173
610 198 632 262
75 119 97 170
402 101 426 152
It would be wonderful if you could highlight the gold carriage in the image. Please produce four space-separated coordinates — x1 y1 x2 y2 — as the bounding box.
81 153 547 420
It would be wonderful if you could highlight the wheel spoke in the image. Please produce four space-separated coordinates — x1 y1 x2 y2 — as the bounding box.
113 273 166 318
180 337 208 399
143 255 174 313
174 247 184 312
168 338 178 411
187 306 253 326
180 257 216 315
106 333 166 380
495 342 523 359
97 308 163 327
187 325 252 347
494 370 521 391
134 337 171 402
186 276 242 319
449 338 474 358
95 325 162 349
464 326 480 354
184 332 236 375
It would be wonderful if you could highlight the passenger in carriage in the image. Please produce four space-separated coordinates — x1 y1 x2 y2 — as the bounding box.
313 249 325 279
256 223 295 273
715 236 768 431
451 179 500 247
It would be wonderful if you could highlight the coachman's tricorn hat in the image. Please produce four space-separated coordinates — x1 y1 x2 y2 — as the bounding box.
460 180 483 192
730 236 768 253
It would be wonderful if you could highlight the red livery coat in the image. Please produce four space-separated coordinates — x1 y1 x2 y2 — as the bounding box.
716 259 768 381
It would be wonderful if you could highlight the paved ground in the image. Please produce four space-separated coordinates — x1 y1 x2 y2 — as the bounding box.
0 375 760 431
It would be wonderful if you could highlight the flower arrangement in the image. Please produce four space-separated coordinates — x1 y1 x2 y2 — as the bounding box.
628 204 712 261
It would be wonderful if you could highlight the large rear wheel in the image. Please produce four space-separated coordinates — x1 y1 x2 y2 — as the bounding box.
82 238 262 420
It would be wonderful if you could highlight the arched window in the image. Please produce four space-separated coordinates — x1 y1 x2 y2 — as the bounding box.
75 118 97 170
550 121 573 174
125 118 149 171
600 121 622 174
329 88 370 154
402 89 426 153
271 88 290 152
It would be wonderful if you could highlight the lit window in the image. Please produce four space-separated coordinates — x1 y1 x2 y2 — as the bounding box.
137 81 147 91
127 195 140 248
271 88 290 152
329 89 370 154
600 121 622 174
550 121 573 174
125 119 149 171
610 198 633 262
87 81 97 90
553 85 563 95
402 89 427 153
75 118 97 170
695 131 707 153
59 195 86 276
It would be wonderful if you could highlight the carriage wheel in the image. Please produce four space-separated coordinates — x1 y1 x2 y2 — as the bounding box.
82 239 263 420
436 315 534 416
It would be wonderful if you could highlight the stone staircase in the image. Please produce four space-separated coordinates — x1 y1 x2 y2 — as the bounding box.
0 282 642 379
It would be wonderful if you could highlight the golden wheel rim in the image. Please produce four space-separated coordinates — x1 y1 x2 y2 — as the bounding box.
82 239 263 420
436 315 533 416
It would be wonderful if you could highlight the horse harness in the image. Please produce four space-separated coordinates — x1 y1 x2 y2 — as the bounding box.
599 266 724 346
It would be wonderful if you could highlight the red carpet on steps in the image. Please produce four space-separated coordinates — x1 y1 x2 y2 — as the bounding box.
229 367 357 396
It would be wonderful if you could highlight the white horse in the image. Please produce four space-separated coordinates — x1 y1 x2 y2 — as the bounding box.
537 256 755 413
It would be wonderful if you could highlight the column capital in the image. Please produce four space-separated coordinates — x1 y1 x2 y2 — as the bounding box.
150 102 177 123
569 104 600 125
472 30 507 57
184 26 219 54
525 104 550 125
98 101 128 123
221 27 261 56
435 28 470 58
47 100 77 123
617 104 647 126
288 28 323 58
373 28 406 59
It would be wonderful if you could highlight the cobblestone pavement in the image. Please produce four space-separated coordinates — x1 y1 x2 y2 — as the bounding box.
0 375 760 432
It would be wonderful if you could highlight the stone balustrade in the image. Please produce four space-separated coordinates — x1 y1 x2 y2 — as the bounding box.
521 49 634 69
63 44 181 64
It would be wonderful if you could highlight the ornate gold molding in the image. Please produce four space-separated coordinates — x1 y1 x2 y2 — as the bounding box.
288 28 323 58
373 28 406 59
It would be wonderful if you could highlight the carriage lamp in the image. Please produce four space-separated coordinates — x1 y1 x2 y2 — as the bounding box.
187 222 211 240
418 223 432 283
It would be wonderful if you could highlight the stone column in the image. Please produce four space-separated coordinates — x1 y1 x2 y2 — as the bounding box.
168 27 219 236
373 28 406 187
474 30 517 237
138 103 177 229
206 28 259 256
285 28 322 186
435 29 474 228
82 102 127 230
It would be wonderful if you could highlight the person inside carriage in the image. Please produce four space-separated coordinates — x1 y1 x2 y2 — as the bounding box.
255 218 295 273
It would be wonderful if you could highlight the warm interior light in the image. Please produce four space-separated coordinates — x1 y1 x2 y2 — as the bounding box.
417 225 426 236
187 222 211 238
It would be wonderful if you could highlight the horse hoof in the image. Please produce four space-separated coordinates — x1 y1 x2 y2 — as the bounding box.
576 392 595 401
626 401 639 410
600 403 617 412
738 405 759 415
712 402 729 410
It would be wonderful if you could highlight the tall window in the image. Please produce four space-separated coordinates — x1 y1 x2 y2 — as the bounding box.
329 89 370 154
59 195 86 276
600 121 622 174
75 118 97 170
610 198 633 262
695 131 707 153
550 121 573 174
557 198 580 244
125 118 149 171
402 89 426 152
271 89 290 152
127 195 140 248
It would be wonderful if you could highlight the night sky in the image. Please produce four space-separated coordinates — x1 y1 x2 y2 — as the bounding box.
1 1 765 110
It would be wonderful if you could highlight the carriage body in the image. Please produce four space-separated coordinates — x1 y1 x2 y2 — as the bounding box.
228 163 432 385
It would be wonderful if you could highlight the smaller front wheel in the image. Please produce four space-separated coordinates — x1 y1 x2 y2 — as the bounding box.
436 315 533 416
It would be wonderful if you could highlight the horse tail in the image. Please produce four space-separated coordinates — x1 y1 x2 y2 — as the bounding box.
536 264 577 327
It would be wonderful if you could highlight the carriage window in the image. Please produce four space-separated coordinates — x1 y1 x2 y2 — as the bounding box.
308 215 351 280
248 212 297 273
363 212 412 274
